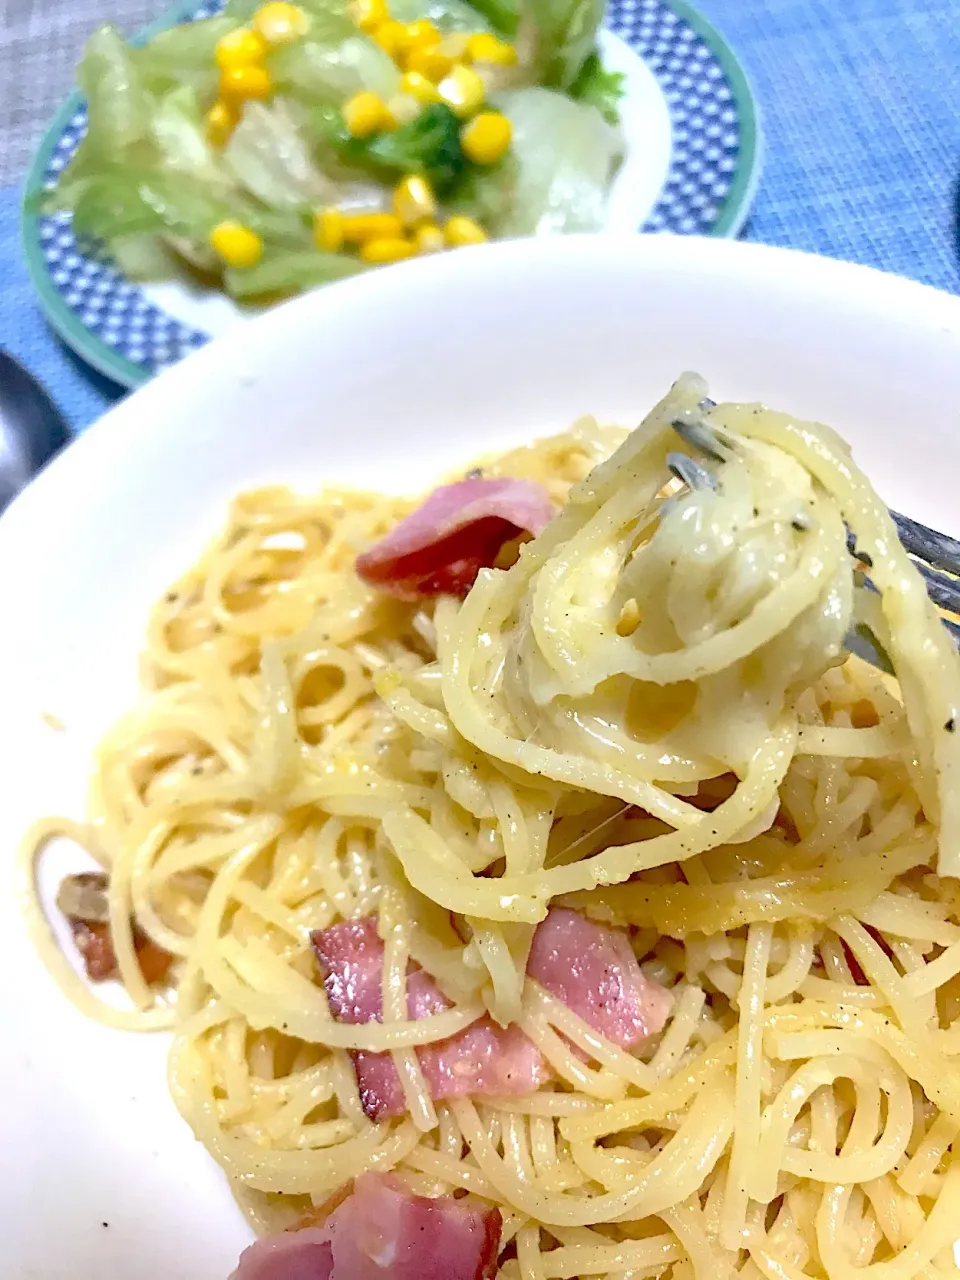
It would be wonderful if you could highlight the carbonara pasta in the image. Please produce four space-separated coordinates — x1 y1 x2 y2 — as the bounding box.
22 374 960 1279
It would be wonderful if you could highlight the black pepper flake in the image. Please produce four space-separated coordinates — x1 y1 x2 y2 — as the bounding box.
101 1222 109 1229
946 719 956 733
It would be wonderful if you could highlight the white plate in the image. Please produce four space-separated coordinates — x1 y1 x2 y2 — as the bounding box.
3 234 960 1278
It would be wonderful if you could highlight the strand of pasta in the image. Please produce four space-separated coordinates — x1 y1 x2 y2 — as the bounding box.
25 401 960 1278
721 923 772 1249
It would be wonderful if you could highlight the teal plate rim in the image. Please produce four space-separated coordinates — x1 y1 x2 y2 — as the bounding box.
21 0 762 391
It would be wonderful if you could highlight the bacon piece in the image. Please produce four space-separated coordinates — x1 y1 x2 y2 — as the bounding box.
311 919 545 1119
312 910 671 1117
354 477 554 601
527 907 672 1047
57 871 173 985
69 919 121 981
68 919 174 985
231 1173 501 1280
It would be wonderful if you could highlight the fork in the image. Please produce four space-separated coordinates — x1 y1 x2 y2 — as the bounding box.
668 416 960 670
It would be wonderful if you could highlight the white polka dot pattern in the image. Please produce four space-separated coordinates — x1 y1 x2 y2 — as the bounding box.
606 0 742 233
37 104 209 376
32 0 747 382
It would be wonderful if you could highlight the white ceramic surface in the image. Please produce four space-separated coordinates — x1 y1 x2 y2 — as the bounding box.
3 234 960 1278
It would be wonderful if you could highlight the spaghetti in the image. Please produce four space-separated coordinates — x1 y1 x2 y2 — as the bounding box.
21 374 960 1278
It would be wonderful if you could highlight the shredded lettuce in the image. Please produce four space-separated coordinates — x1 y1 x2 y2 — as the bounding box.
225 0 355 40
45 0 625 303
150 85 233 187
454 0 606 81
75 26 153 164
110 232 183 280
225 99 370 208
68 169 226 242
488 86 622 234
130 18 231 97
389 0 498 33
516 0 606 88
70 166 309 255
271 34 400 102
224 247 367 296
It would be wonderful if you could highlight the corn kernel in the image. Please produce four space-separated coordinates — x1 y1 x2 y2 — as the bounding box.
405 44 454 80
342 91 394 137
399 71 439 104
371 19 410 58
253 2 308 44
360 237 416 263
414 222 445 253
444 214 487 246
215 27 267 71
210 220 263 269
460 110 512 164
314 207 345 252
205 99 238 146
220 63 272 101
465 32 517 65
393 175 437 226
388 92 421 125
403 19 441 49
349 0 388 29
437 64 485 116
342 212 404 242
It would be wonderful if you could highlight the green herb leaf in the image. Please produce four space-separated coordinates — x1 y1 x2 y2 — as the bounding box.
342 102 466 195
569 51 625 124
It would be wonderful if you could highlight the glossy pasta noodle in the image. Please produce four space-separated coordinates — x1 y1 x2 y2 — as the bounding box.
21 374 960 1279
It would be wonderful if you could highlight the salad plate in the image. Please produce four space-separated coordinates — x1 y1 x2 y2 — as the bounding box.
21 0 759 390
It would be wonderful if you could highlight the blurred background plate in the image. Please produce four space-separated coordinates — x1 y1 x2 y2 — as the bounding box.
20 0 759 389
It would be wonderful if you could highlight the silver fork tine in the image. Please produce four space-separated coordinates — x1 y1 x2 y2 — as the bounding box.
671 415 960 658
671 417 733 461
850 525 960 614
667 452 717 491
907 557 960 615
892 511 960 577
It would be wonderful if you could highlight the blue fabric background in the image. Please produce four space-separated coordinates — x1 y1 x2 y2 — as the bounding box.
2 0 959 432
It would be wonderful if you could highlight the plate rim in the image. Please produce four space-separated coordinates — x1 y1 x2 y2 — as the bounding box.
14 234 960 517
663 0 762 239
21 0 762 392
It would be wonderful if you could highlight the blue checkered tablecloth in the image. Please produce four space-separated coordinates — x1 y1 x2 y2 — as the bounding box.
1 0 958 432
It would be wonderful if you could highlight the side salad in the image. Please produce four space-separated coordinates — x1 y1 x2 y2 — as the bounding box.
42 0 626 301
